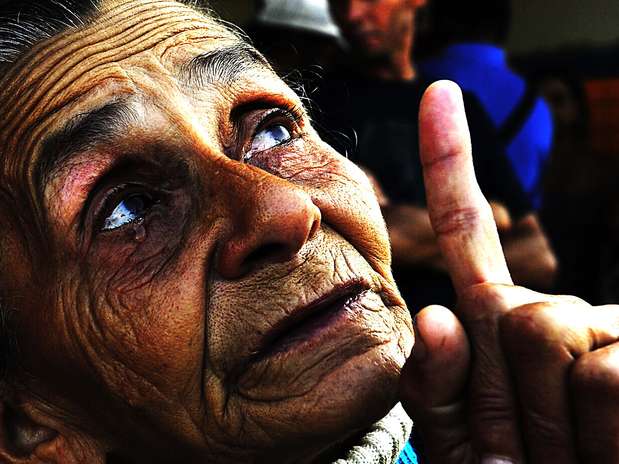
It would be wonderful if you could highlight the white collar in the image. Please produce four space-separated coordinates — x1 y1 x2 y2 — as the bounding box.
333 403 412 464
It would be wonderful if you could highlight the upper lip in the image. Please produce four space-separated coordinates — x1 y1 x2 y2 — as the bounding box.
250 278 370 362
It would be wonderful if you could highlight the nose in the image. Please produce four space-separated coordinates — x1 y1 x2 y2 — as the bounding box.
216 167 322 279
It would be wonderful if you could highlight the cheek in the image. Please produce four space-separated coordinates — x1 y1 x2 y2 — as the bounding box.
315 154 393 275
59 258 211 447
250 138 392 274
42 235 218 440
88 192 191 291
89 258 207 393
52 192 215 415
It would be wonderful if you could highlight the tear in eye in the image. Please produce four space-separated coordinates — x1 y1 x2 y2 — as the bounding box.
102 194 153 231
247 124 291 158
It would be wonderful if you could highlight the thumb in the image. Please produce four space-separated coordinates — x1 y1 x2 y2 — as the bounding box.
399 306 472 463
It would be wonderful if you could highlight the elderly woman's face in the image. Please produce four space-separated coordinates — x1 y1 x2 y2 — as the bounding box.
0 0 412 461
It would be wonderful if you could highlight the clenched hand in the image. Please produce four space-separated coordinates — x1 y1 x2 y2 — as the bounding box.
400 81 619 464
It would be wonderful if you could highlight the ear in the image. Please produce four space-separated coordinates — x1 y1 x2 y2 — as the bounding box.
0 397 104 463
409 0 427 8
0 401 56 462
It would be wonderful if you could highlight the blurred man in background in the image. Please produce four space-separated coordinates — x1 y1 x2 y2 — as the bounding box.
248 0 342 77
418 0 554 209
313 0 556 312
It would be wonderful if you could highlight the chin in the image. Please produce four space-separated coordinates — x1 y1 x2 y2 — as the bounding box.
231 333 410 463
312 339 405 429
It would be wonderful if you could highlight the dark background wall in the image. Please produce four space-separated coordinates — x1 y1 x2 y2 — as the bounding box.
509 0 619 53
211 0 619 54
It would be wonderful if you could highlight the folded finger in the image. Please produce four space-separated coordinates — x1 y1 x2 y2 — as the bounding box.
571 342 619 464
500 301 619 463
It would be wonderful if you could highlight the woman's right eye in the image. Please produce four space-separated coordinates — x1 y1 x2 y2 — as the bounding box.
253 124 291 151
245 124 292 160
102 193 154 231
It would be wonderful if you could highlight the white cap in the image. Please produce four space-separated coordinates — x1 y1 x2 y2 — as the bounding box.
256 0 341 39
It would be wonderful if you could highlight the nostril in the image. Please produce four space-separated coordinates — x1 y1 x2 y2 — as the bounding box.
244 242 290 268
308 215 321 241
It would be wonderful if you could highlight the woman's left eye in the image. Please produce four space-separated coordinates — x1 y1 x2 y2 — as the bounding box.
102 194 153 231
247 124 291 157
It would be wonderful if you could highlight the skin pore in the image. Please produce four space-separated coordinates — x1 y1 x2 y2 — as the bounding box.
0 1 412 462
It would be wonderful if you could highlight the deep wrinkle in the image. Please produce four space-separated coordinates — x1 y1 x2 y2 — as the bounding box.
0 2 412 462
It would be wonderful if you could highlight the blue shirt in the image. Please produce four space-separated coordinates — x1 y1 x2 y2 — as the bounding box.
419 43 554 209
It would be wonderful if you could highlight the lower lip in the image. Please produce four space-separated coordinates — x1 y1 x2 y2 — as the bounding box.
236 289 396 399
253 289 374 362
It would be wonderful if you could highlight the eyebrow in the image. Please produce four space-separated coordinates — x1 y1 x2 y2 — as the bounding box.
35 99 139 191
180 42 271 86
34 44 270 192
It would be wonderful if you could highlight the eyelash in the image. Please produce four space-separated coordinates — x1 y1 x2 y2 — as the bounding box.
257 105 304 130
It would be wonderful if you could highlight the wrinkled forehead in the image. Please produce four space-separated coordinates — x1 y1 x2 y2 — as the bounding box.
0 0 274 186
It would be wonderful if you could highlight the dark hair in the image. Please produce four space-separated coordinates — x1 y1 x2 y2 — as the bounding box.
428 0 511 46
0 1 103 65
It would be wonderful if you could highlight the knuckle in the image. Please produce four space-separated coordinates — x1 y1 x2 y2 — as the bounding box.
499 302 566 355
431 204 489 237
554 293 589 307
468 395 522 450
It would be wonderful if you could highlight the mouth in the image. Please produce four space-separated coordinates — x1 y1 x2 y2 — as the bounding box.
350 29 379 43
250 280 370 363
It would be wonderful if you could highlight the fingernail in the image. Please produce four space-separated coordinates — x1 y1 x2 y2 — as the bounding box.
481 456 515 464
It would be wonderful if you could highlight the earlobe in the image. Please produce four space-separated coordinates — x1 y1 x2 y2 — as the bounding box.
0 400 58 462
0 397 107 464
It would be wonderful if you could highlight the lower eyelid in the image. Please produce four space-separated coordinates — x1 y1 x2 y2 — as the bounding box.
79 158 191 240
245 136 306 171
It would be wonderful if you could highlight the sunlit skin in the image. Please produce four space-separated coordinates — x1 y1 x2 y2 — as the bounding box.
0 1 412 462
4 1 619 464
328 0 426 80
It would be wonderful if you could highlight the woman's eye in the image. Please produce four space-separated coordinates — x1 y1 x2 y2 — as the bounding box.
102 194 152 231
248 124 291 156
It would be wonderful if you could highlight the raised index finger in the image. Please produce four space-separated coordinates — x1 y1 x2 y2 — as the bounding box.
419 81 512 294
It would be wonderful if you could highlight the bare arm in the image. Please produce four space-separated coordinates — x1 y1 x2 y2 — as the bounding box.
363 165 556 287
361 166 446 270
383 201 514 272
383 204 446 270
